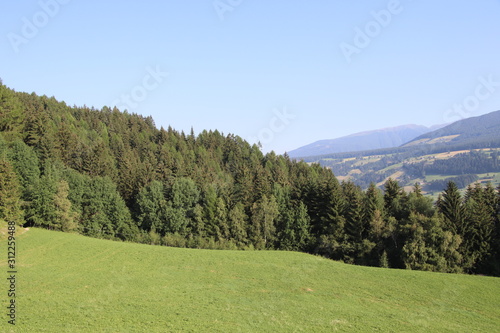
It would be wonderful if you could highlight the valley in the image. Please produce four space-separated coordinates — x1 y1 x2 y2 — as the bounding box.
298 111 500 194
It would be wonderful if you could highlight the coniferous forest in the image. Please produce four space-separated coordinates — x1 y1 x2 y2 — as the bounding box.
1 82 499 276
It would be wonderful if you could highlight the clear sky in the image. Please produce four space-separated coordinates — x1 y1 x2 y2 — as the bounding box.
1 0 500 154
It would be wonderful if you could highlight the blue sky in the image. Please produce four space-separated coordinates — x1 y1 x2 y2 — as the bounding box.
1 0 500 154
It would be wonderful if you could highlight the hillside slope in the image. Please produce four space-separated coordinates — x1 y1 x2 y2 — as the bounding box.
8 228 500 332
289 125 432 158
404 110 500 148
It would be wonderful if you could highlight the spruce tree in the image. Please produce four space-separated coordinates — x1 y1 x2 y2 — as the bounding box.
0 158 23 224
437 181 466 236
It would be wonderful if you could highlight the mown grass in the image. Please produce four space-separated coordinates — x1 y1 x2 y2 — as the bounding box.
3 228 500 332
476 172 500 186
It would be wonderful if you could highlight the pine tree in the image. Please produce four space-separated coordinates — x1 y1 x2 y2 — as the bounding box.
363 183 385 227
343 181 364 244
250 195 279 249
25 171 58 229
383 178 408 220
0 83 24 139
292 201 311 251
0 158 23 224
202 185 219 238
437 181 466 236
214 197 229 240
463 183 495 273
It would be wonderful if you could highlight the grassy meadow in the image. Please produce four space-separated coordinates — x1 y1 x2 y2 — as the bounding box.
2 227 500 332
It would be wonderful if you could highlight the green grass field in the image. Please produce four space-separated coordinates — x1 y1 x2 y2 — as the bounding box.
3 228 500 332
477 172 500 187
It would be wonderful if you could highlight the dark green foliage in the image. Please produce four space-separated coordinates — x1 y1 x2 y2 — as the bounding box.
135 181 167 233
425 174 479 192
7 139 40 198
24 168 59 228
274 184 311 251
164 177 200 235
0 157 23 224
384 178 409 221
437 182 466 236
2 83 500 276
407 183 435 217
227 202 248 247
401 213 462 273
0 83 24 139
79 176 137 240
250 195 279 249
462 183 496 272
425 151 500 175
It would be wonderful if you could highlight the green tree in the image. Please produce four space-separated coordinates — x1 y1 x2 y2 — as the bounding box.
463 183 495 273
363 183 385 226
228 202 248 247
25 172 58 229
307 173 344 239
214 197 229 240
250 195 279 249
290 201 311 251
164 177 200 235
437 181 466 236
0 158 23 224
276 190 311 252
343 181 364 245
80 177 137 240
0 83 24 139
135 181 167 233
202 185 218 238
402 213 462 273
53 180 78 232
384 178 408 220
407 183 435 217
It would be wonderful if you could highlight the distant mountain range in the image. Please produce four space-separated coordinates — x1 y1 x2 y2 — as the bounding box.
288 124 446 158
298 110 500 192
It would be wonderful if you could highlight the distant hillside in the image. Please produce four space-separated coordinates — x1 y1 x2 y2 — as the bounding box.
404 110 500 148
302 110 500 194
289 124 434 158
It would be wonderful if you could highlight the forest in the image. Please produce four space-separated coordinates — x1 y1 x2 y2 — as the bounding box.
1 82 499 276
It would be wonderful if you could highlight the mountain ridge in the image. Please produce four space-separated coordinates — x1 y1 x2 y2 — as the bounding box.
288 123 444 158
404 110 500 147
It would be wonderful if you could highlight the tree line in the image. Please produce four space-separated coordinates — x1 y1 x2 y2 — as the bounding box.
0 82 499 276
